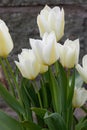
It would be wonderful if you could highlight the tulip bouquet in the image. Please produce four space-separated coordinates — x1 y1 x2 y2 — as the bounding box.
0 5 87 130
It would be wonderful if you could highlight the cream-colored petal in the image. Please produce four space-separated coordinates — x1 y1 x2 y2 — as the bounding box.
42 33 57 65
55 8 64 41
0 19 8 31
43 5 51 12
0 21 13 57
57 43 65 67
72 87 87 108
48 11 57 31
82 55 87 69
72 39 80 64
15 61 29 79
65 47 76 68
37 15 49 37
30 38 43 63
52 6 60 13
40 64 48 73
76 64 87 83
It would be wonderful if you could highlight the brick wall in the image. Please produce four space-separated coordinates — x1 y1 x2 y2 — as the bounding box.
0 0 87 62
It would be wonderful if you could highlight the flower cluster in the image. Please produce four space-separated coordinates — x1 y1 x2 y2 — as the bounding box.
0 5 87 108
0 5 87 130
15 5 87 108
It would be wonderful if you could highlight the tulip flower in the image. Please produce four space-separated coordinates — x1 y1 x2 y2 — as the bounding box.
15 49 40 80
57 39 79 68
30 32 59 66
76 55 87 83
72 87 87 108
37 5 65 41
0 19 13 57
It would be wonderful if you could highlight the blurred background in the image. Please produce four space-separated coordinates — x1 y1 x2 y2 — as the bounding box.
0 0 87 62
0 0 87 118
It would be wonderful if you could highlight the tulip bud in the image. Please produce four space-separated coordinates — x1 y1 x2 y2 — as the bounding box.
15 49 40 80
0 19 13 57
58 39 79 68
30 32 59 66
72 87 87 108
37 5 65 41
76 55 87 83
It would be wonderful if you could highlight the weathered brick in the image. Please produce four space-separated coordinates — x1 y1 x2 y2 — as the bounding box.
0 0 87 6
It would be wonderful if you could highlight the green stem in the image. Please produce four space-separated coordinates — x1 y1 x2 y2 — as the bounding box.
54 61 59 76
32 80 43 108
66 68 75 130
49 67 61 113
4 58 22 104
67 69 70 99
0 58 15 96
37 91 43 108
41 77 48 108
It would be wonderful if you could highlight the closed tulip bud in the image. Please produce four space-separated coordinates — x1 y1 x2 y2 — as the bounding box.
58 39 79 68
72 87 87 108
76 55 87 83
37 5 65 41
30 32 59 66
0 19 13 57
15 49 40 80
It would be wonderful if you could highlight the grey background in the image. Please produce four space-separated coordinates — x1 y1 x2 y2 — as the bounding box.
0 0 87 63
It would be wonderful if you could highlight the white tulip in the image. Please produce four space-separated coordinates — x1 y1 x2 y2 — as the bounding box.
30 32 59 66
37 5 65 41
0 19 13 57
72 87 87 108
57 39 79 68
76 55 87 83
15 49 40 80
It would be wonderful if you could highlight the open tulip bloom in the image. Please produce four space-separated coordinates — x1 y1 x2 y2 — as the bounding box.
0 5 87 130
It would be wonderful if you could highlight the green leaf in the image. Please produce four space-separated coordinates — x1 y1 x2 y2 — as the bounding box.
21 79 32 121
44 112 66 130
22 78 39 107
40 79 48 108
57 62 67 120
21 121 41 130
0 110 22 130
48 67 61 113
68 68 75 107
31 107 51 119
75 116 87 130
0 83 24 115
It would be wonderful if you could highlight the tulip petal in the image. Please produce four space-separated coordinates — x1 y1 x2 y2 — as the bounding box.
0 19 13 57
42 32 58 65
82 55 87 69
65 47 76 68
40 64 48 73
76 64 87 83
73 87 87 108
30 38 44 63
52 6 60 13
15 61 29 79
